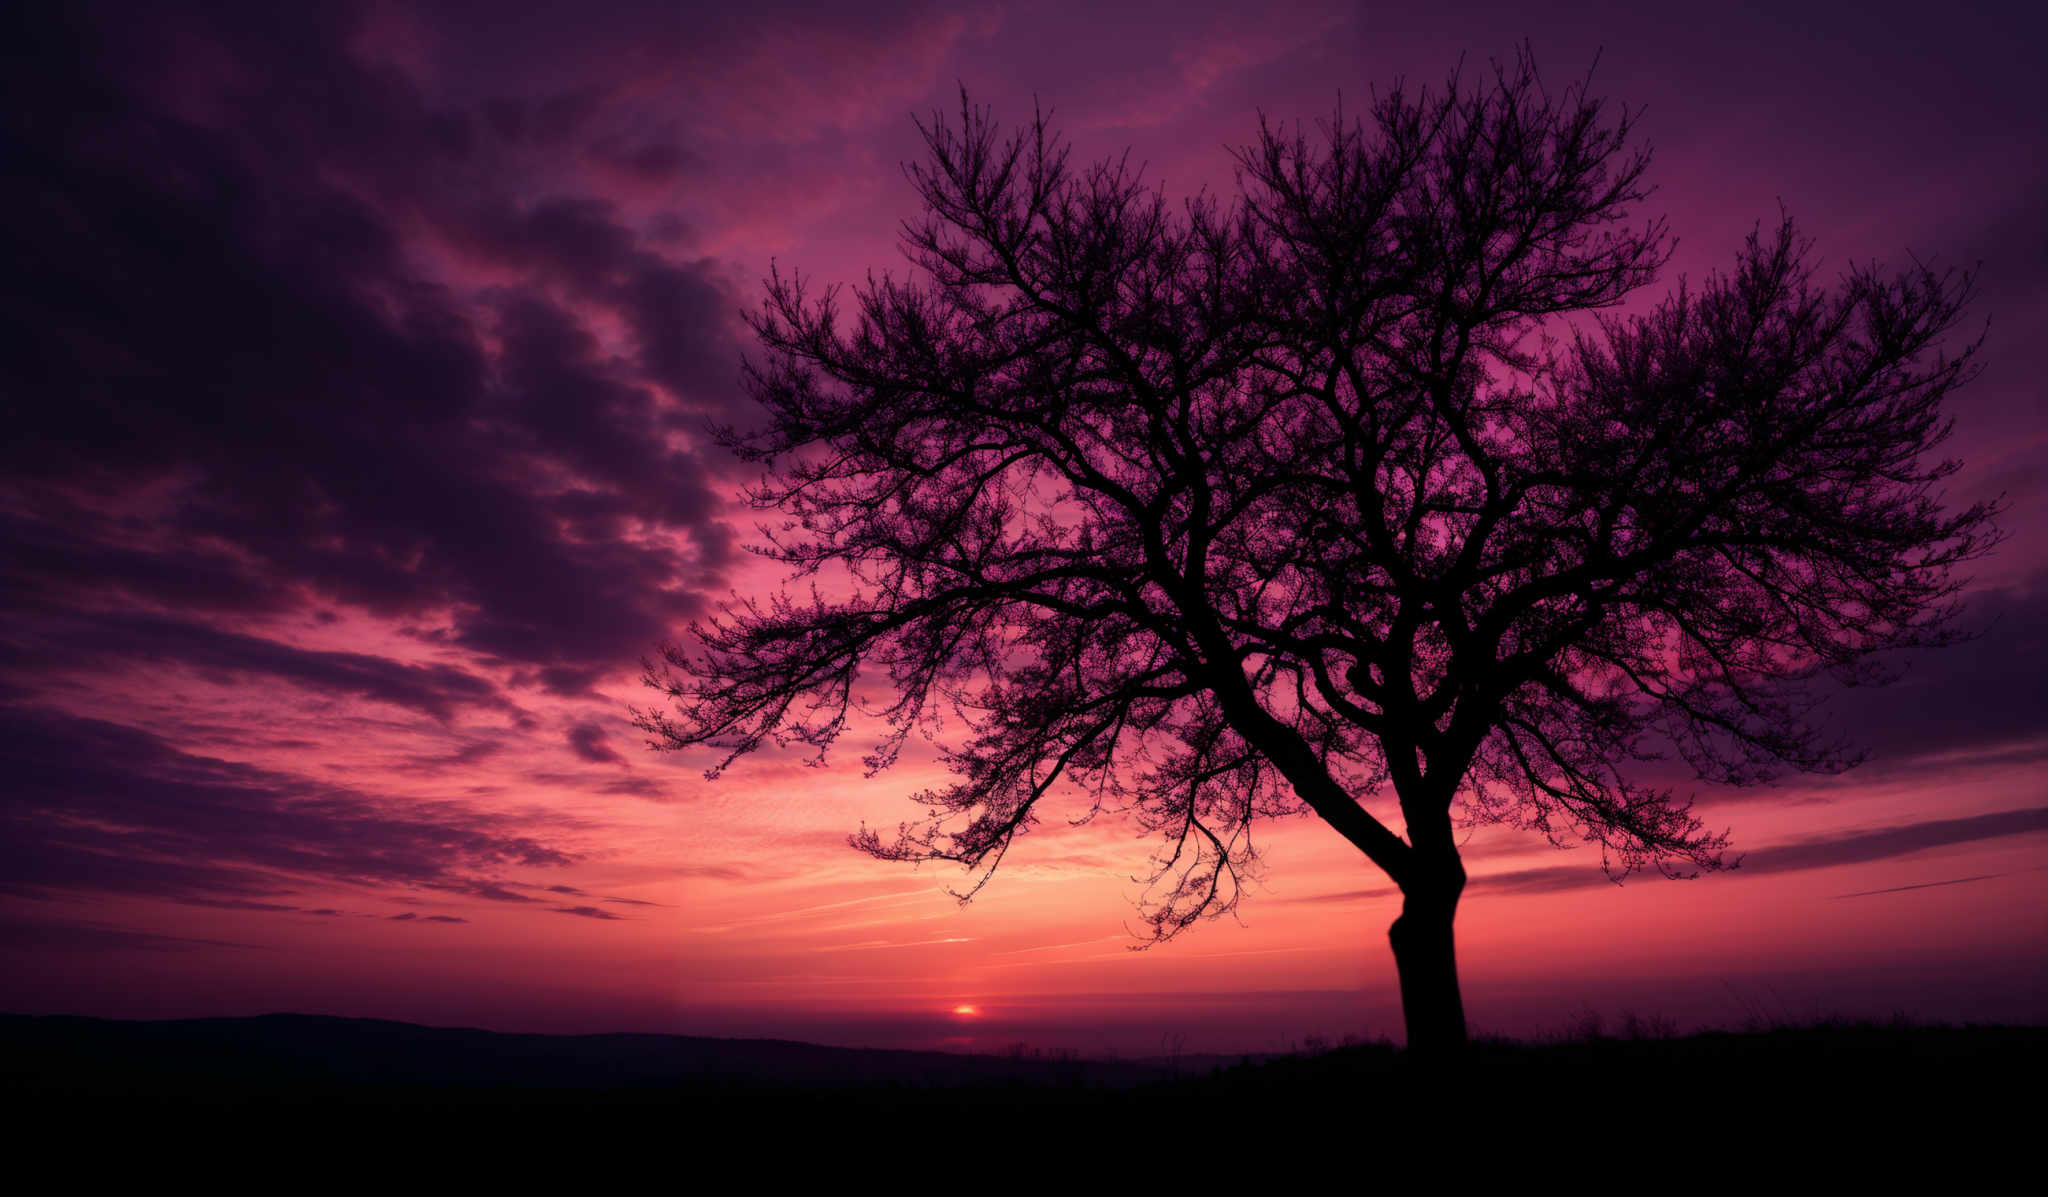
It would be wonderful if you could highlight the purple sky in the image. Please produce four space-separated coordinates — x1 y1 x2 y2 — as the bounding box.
0 0 2042 1053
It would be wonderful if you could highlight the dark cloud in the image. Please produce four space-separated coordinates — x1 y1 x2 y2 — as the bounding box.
524 770 674 801
598 777 672 800
588 136 699 183
618 256 747 412
0 915 267 953
546 884 589 896
1284 807 2048 903
434 881 542 904
399 740 509 775
1734 807 2048 877
603 896 667 907
552 905 624 920
1813 580 2048 765
1277 887 1398 905
675 865 748 882
0 706 577 908
421 915 470 924
0 0 745 702
566 721 625 766
0 511 297 616
1467 579 2048 810
0 606 510 722
483 89 605 148
389 912 418 921
0 1 767 927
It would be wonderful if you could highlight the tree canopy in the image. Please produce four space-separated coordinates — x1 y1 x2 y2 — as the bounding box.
639 55 1996 1050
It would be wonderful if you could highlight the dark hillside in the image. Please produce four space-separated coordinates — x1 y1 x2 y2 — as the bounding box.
3 1012 2038 1151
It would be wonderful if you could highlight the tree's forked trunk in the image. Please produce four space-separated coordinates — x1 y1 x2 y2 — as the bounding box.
1389 877 1469 1054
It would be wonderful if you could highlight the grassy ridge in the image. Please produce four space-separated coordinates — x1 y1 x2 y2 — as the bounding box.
3 1011 2038 1125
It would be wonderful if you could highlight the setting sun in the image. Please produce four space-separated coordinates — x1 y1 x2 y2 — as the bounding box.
953 1005 979 1017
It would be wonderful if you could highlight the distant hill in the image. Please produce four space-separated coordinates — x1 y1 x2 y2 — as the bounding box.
0 1012 1199 1096
3 1010 2041 1132
6 1012 2038 1167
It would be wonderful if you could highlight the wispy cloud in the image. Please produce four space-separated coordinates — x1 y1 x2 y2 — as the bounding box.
0 915 269 953
553 905 624 920
0 706 579 910
1279 808 2048 904
814 936 974 952
1833 874 2003 899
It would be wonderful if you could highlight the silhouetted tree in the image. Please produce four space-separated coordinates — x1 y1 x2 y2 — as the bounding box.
639 55 1997 1052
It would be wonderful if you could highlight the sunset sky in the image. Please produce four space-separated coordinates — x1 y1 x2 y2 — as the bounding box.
2 0 2043 1056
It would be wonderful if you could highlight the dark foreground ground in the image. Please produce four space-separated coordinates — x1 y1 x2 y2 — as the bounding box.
3 1012 2040 1158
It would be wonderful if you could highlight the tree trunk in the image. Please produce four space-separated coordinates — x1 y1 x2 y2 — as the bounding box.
1389 871 1468 1054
